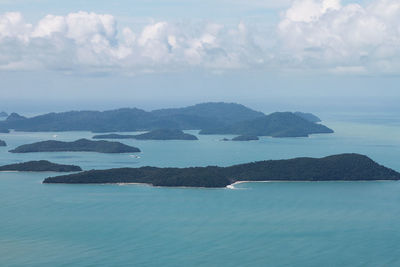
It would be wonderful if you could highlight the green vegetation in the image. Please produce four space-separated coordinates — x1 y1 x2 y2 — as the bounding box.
43 154 400 187
9 139 140 153
294 112 322 123
200 112 333 137
0 103 333 138
0 102 264 132
93 129 198 140
133 129 198 140
231 135 259 141
0 160 82 172
93 134 136 139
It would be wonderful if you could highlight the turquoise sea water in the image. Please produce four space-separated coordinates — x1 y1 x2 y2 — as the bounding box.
0 117 400 266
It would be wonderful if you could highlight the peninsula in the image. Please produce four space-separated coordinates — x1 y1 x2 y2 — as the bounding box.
200 112 333 137
0 160 82 172
9 139 140 153
43 154 400 188
93 129 198 140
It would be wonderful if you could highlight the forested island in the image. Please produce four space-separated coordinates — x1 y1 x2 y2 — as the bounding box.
9 139 140 153
0 103 333 138
0 140 6 146
294 112 321 123
232 135 259 141
93 129 198 140
43 154 400 188
0 160 82 172
200 112 333 137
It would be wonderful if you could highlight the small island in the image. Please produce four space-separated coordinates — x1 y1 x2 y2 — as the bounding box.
9 139 141 154
0 140 6 146
232 135 259 141
0 160 82 172
43 154 400 188
93 129 198 141
0 111 8 118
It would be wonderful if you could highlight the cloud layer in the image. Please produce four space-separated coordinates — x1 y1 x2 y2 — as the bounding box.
1 0 400 74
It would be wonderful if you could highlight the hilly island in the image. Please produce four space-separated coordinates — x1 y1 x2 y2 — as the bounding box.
0 160 82 172
9 139 140 153
0 102 333 138
43 154 400 188
93 129 198 140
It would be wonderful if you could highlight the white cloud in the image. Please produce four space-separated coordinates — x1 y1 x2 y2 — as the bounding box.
278 0 400 74
1 0 400 74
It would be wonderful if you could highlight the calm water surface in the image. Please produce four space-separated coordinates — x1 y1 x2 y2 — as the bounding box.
0 117 399 266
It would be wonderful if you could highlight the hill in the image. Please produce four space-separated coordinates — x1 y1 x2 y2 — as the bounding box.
200 112 333 137
294 112 322 123
43 154 400 187
9 139 140 153
0 103 264 133
93 129 198 140
0 160 82 172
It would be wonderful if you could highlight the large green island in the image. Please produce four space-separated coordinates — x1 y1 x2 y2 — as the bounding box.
9 139 141 153
43 154 400 188
0 160 82 172
0 103 333 138
93 129 198 140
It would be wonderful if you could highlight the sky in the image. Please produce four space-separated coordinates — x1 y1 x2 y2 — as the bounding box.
0 0 399 114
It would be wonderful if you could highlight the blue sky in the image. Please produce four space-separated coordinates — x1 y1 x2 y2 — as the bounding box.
0 0 398 114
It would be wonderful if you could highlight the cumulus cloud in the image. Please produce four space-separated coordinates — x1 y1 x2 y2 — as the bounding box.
278 0 400 73
1 0 400 74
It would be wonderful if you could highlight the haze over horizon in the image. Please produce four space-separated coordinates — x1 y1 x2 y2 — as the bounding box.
1 0 399 114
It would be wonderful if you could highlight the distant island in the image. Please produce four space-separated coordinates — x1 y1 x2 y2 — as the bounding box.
294 112 321 123
43 154 400 188
200 112 333 137
9 139 140 153
0 160 82 172
231 135 259 141
0 140 6 146
93 129 198 140
0 128 9 133
0 102 333 138
0 111 8 118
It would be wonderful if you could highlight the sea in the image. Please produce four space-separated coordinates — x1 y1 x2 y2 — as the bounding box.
0 113 400 266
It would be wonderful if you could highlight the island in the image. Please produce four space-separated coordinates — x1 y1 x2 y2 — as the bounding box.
43 154 400 188
93 129 198 140
93 134 136 139
200 112 333 137
0 140 6 146
0 111 8 118
133 129 198 140
0 160 82 172
0 103 333 138
232 135 259 141
9 139 141 154
294 112 322 123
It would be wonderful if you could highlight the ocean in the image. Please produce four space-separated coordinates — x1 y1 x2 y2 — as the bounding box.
0 115 399 266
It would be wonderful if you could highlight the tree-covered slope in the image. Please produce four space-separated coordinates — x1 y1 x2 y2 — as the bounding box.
200 112 333 137
0 160 82 172
43 154 400 187
9 139 140 153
